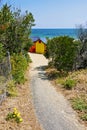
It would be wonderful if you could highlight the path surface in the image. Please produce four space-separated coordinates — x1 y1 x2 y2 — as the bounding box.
29 53 87 130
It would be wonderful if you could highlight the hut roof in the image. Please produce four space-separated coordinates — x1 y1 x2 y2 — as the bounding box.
31 37 46 44
31 37 40 42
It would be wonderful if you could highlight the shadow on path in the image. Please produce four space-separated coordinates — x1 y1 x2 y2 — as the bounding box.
34 66 48 80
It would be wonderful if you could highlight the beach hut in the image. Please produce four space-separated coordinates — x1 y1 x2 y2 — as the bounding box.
29 37 46 54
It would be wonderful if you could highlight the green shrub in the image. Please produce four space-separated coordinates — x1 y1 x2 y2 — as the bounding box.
45 36 79 71
81 114 87 121
72 97 87 112
11 54 28 84
7 80 17 97
23 51 32 63
63 78 76 89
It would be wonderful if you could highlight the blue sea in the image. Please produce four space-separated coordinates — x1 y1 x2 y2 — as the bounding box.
31 28 78 42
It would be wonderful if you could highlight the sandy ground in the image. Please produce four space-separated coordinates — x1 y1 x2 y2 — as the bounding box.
29 53 87 130
0 68 42 130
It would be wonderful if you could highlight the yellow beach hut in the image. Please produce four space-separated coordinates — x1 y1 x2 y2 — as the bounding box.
29 37 46 54
35 39 46 54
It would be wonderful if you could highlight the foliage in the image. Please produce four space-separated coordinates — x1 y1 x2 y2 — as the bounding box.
45 36 79 71
6 80 17 97
76 25 87 69
63 78 76 90
0 4 34 84
23 38 33 52
0 4 34 54
6 108 23 123
0 43 5 61
23 51 32 63
11 53 28 84
72 97 87 111
81 114 87 121
71 97 87 121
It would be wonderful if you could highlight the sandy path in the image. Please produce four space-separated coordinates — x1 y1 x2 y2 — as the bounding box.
29 53 87 130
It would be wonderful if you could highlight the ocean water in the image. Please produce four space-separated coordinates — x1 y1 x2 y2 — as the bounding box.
31 28 78 42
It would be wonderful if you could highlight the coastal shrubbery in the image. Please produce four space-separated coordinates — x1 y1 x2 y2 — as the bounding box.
11 53 30 84
45 27 87 71
0 4 34 84
45 34 87 123
45 36 79 71
0 4 34 55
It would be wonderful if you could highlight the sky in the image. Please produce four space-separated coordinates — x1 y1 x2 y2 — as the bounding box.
1 0 87 28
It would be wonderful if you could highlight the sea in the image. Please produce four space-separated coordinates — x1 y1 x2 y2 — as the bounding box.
31 28 78 42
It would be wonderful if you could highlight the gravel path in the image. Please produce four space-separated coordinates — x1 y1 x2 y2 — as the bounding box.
29 53 87 130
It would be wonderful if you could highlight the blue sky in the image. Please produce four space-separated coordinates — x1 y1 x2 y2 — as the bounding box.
1 0 87 28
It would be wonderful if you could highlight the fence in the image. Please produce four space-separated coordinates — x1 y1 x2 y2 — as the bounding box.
0 52 12 104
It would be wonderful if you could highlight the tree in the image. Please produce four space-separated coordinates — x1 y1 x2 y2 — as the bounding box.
76 24 87 69
0 4 34 54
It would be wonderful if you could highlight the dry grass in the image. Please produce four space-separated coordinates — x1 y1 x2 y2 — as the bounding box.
46 68 87 126
0 68 42 130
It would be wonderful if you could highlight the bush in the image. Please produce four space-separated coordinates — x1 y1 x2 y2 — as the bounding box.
63 78 76 89
11 54 28 84
23 51 32 63
72 97 87 111
6 80 17 97
45 36 79 71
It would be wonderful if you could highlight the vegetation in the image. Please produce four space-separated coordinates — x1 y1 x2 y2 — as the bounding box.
72 97 87 121
81 114 87 121
6 80 17 97
0 4 34 54
11 53 29 84
45 28 87 124
6 108 23 123
0 43 5 61
72 97 87 111
46 67 87 123
0 4 34 84
75 25 87 69
45 25 87 71
63 78 76 90
0 2 87 125
45 36 79 71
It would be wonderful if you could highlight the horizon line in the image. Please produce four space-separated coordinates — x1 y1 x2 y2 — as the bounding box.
32 27 77 29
